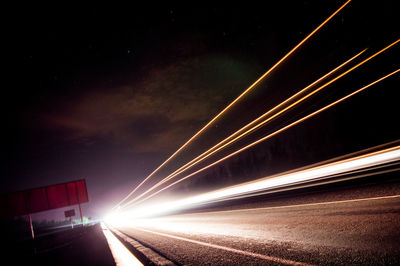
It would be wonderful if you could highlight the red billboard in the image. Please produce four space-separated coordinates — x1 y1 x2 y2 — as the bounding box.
1 179 88 217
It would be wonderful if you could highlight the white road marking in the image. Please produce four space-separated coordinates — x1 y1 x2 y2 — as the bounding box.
135 227 312 266
101 222 143 266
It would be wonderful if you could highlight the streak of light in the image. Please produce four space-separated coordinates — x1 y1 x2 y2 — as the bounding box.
198 191 400 215
101 222 143 266
112 0 352 210
107 193 400 236
125 49 366 204
132 227 310 266
214 164 400 204
122 64 400 209
107 143 400 220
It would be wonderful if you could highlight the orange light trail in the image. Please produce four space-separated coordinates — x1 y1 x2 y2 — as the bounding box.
112 0 352 209
123 67 399 209
126 49 366 203
122 38 398 207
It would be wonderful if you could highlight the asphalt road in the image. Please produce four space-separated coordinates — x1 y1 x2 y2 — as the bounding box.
114 177 400 265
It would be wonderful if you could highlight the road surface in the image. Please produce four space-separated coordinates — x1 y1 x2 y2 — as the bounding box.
113 176 400 265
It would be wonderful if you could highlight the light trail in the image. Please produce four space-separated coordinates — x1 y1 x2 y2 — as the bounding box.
121 41 399 208
106 144 400 220
112 194 400 228
122 66 399 209
107 191 400 265
216 164 400 204
200 193 400 215
112 0 352 209
124 38 398 207
125 49 367 204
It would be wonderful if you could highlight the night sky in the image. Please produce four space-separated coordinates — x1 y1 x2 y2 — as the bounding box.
3 1 399 220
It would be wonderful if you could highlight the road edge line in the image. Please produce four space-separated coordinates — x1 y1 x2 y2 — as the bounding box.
107 225 177 266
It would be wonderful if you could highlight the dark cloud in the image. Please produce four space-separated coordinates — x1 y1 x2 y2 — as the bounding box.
38 54 262 153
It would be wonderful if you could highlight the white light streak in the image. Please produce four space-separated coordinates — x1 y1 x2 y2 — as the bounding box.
106 145 400 221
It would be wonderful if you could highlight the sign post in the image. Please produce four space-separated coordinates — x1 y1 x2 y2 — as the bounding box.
28 213 34 239
64 209 76 229
74 182 84 226
78 201 84 226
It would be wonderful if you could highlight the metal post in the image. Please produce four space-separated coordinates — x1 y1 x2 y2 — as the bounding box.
28 214 34 239
78 201 84 226
70 217 74 229
75 182 84 226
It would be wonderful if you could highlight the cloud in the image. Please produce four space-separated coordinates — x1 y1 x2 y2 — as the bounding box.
40 54 262 153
